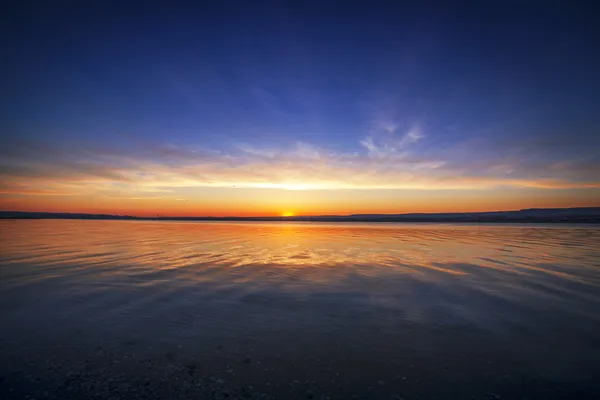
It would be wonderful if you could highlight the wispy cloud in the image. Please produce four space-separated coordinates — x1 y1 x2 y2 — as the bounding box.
360 123 424 158
1 125 599 199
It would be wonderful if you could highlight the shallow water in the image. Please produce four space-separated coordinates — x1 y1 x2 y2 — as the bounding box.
1 220 600 399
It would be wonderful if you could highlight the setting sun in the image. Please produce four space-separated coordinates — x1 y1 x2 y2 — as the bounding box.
281 211 295 217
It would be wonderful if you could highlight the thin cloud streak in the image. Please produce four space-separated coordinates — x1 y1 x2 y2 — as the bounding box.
1 127 599 199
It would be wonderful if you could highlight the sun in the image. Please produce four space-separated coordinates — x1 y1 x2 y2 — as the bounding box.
281 211 295 217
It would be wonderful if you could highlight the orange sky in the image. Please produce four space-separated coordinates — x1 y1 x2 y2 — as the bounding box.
3 1 600 219
2 186 598 217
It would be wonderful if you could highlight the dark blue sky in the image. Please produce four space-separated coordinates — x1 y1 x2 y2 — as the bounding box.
1 0 599 214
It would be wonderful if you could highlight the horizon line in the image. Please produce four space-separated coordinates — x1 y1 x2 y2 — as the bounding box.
2 206 600 220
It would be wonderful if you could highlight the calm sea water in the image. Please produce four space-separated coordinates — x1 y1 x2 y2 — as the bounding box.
1 220 600 399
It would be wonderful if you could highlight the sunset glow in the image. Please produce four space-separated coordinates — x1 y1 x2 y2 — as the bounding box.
3 3 600 400
2 1 599 217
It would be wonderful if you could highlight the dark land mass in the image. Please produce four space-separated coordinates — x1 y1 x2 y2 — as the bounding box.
1 207 600 223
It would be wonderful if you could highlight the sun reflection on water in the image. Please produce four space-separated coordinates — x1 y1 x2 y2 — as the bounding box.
2 221 599 288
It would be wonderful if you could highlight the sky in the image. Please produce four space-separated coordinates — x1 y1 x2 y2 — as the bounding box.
2 0 599 216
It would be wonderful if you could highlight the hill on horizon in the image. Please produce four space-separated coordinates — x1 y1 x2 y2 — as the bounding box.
1 207 599 223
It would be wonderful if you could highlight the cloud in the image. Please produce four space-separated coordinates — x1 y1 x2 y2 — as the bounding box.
1 125 599 199
360 123 424 159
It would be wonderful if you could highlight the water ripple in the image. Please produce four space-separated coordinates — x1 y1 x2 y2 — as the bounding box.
1 220 600 371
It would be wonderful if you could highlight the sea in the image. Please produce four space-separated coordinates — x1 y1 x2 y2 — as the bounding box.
1 220 599 399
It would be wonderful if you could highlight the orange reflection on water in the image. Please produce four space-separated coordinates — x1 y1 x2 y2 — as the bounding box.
2 219 600 336
2 220 598 287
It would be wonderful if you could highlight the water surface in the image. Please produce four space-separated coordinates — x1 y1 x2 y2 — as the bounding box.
1 220 600 399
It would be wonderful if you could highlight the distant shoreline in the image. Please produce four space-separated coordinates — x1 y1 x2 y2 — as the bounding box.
1 207 599 223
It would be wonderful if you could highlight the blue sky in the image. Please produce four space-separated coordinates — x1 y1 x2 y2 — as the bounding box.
2 1 599 215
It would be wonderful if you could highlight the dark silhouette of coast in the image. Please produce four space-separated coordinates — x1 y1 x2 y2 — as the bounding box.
1 207 599 223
